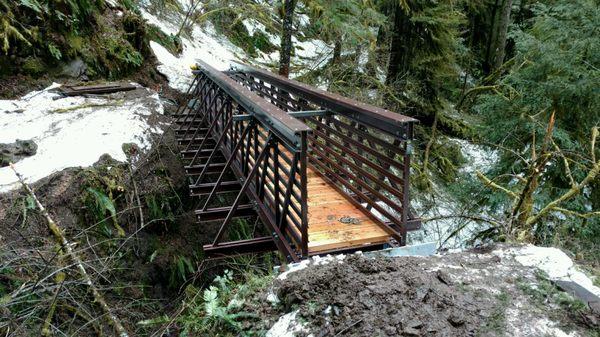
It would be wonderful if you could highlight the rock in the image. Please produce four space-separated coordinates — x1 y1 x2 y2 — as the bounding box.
384 325 396 335
60 58 87 78
0 139 37 167
436 270 452 285
402 326 421 336
405 319 423 329
447 313 465 327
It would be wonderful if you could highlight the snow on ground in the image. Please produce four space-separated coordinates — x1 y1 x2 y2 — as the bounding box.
408 140 499 249
142 6 331 92
0 84 163 192
277 254 347 280
496 245 600 298
451 138 498 174
142 9 244 92
265 310 312 337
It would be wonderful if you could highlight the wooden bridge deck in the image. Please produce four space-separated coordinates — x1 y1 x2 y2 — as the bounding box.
254 144 391 254
304 168 390 253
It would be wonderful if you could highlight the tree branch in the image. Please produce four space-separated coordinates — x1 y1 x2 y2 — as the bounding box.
476 170 518 199
525 158 600 226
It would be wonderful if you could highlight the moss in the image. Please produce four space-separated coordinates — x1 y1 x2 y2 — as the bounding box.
147 24 182 55
65 34 85 58
209 9 268 58
3 1 151 80
80 13 144 79
21 57 46 75
252 31 276 54
122 11 149 56
479 290 510 334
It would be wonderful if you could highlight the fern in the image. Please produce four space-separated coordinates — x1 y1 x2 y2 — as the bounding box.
47 42 62 60
86 187 125 237
18 0 44 13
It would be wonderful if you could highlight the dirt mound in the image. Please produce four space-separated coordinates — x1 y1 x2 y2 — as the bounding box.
275 255 493 337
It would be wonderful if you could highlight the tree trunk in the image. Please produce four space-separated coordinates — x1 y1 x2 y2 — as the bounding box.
331 40 341 65
279 0 297 77
365 25 384 79
486 0 513 72
386 2 410 85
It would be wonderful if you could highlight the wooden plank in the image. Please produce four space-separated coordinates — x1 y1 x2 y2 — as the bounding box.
303 165 391 253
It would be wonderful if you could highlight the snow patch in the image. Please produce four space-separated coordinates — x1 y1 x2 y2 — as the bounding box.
506 306 580 337
142 9 244 92
496 245 600 298
0 84 163 192
277 254 346 280
451 138 498 173
266 310 311 337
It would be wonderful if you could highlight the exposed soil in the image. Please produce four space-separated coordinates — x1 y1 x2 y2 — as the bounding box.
0 74 54 99
283 255 488 337
247 250 599 337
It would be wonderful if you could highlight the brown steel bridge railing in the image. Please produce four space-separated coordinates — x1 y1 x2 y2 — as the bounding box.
175 60 311 262
228 63 420 245
174 60 419 262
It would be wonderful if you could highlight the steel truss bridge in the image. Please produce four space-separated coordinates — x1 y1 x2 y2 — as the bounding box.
174 60 421 262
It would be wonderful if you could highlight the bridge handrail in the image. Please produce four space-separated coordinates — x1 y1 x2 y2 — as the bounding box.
194 60 311 147
227 65 417 244
230 61 418 139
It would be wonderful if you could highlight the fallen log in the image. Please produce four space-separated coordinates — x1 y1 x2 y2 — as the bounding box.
9 163 130 337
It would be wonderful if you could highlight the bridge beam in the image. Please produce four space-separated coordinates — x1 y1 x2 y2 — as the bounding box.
202 237 277 258
233 109 331 122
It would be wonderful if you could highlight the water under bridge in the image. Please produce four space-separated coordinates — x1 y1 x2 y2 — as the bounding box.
174 61 421 262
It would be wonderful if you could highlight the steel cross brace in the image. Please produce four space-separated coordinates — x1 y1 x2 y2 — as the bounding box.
211 133 275 246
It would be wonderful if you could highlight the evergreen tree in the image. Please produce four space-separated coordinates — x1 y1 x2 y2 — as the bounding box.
474 0 599 245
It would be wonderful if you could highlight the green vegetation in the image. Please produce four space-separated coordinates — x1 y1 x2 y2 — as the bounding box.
470 0 599 258
147 24 182 55
479 290 510 335
0 0 152 79
80 162 128 238
139 269 272 336
204 0 277 58
517 271 594 334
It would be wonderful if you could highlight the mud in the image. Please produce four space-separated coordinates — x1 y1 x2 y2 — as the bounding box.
248 250 598 337
276 255 492 337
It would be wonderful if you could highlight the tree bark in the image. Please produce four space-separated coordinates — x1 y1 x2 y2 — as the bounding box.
487 0 513 72
386 2 411 85
279 0 297 77
331 40 341 65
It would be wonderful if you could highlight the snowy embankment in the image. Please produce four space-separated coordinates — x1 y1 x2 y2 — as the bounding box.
0 84 163 192
140 6 331 93
408 139 499 249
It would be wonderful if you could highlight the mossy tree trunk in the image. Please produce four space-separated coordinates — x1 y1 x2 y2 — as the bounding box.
385 1 411 86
